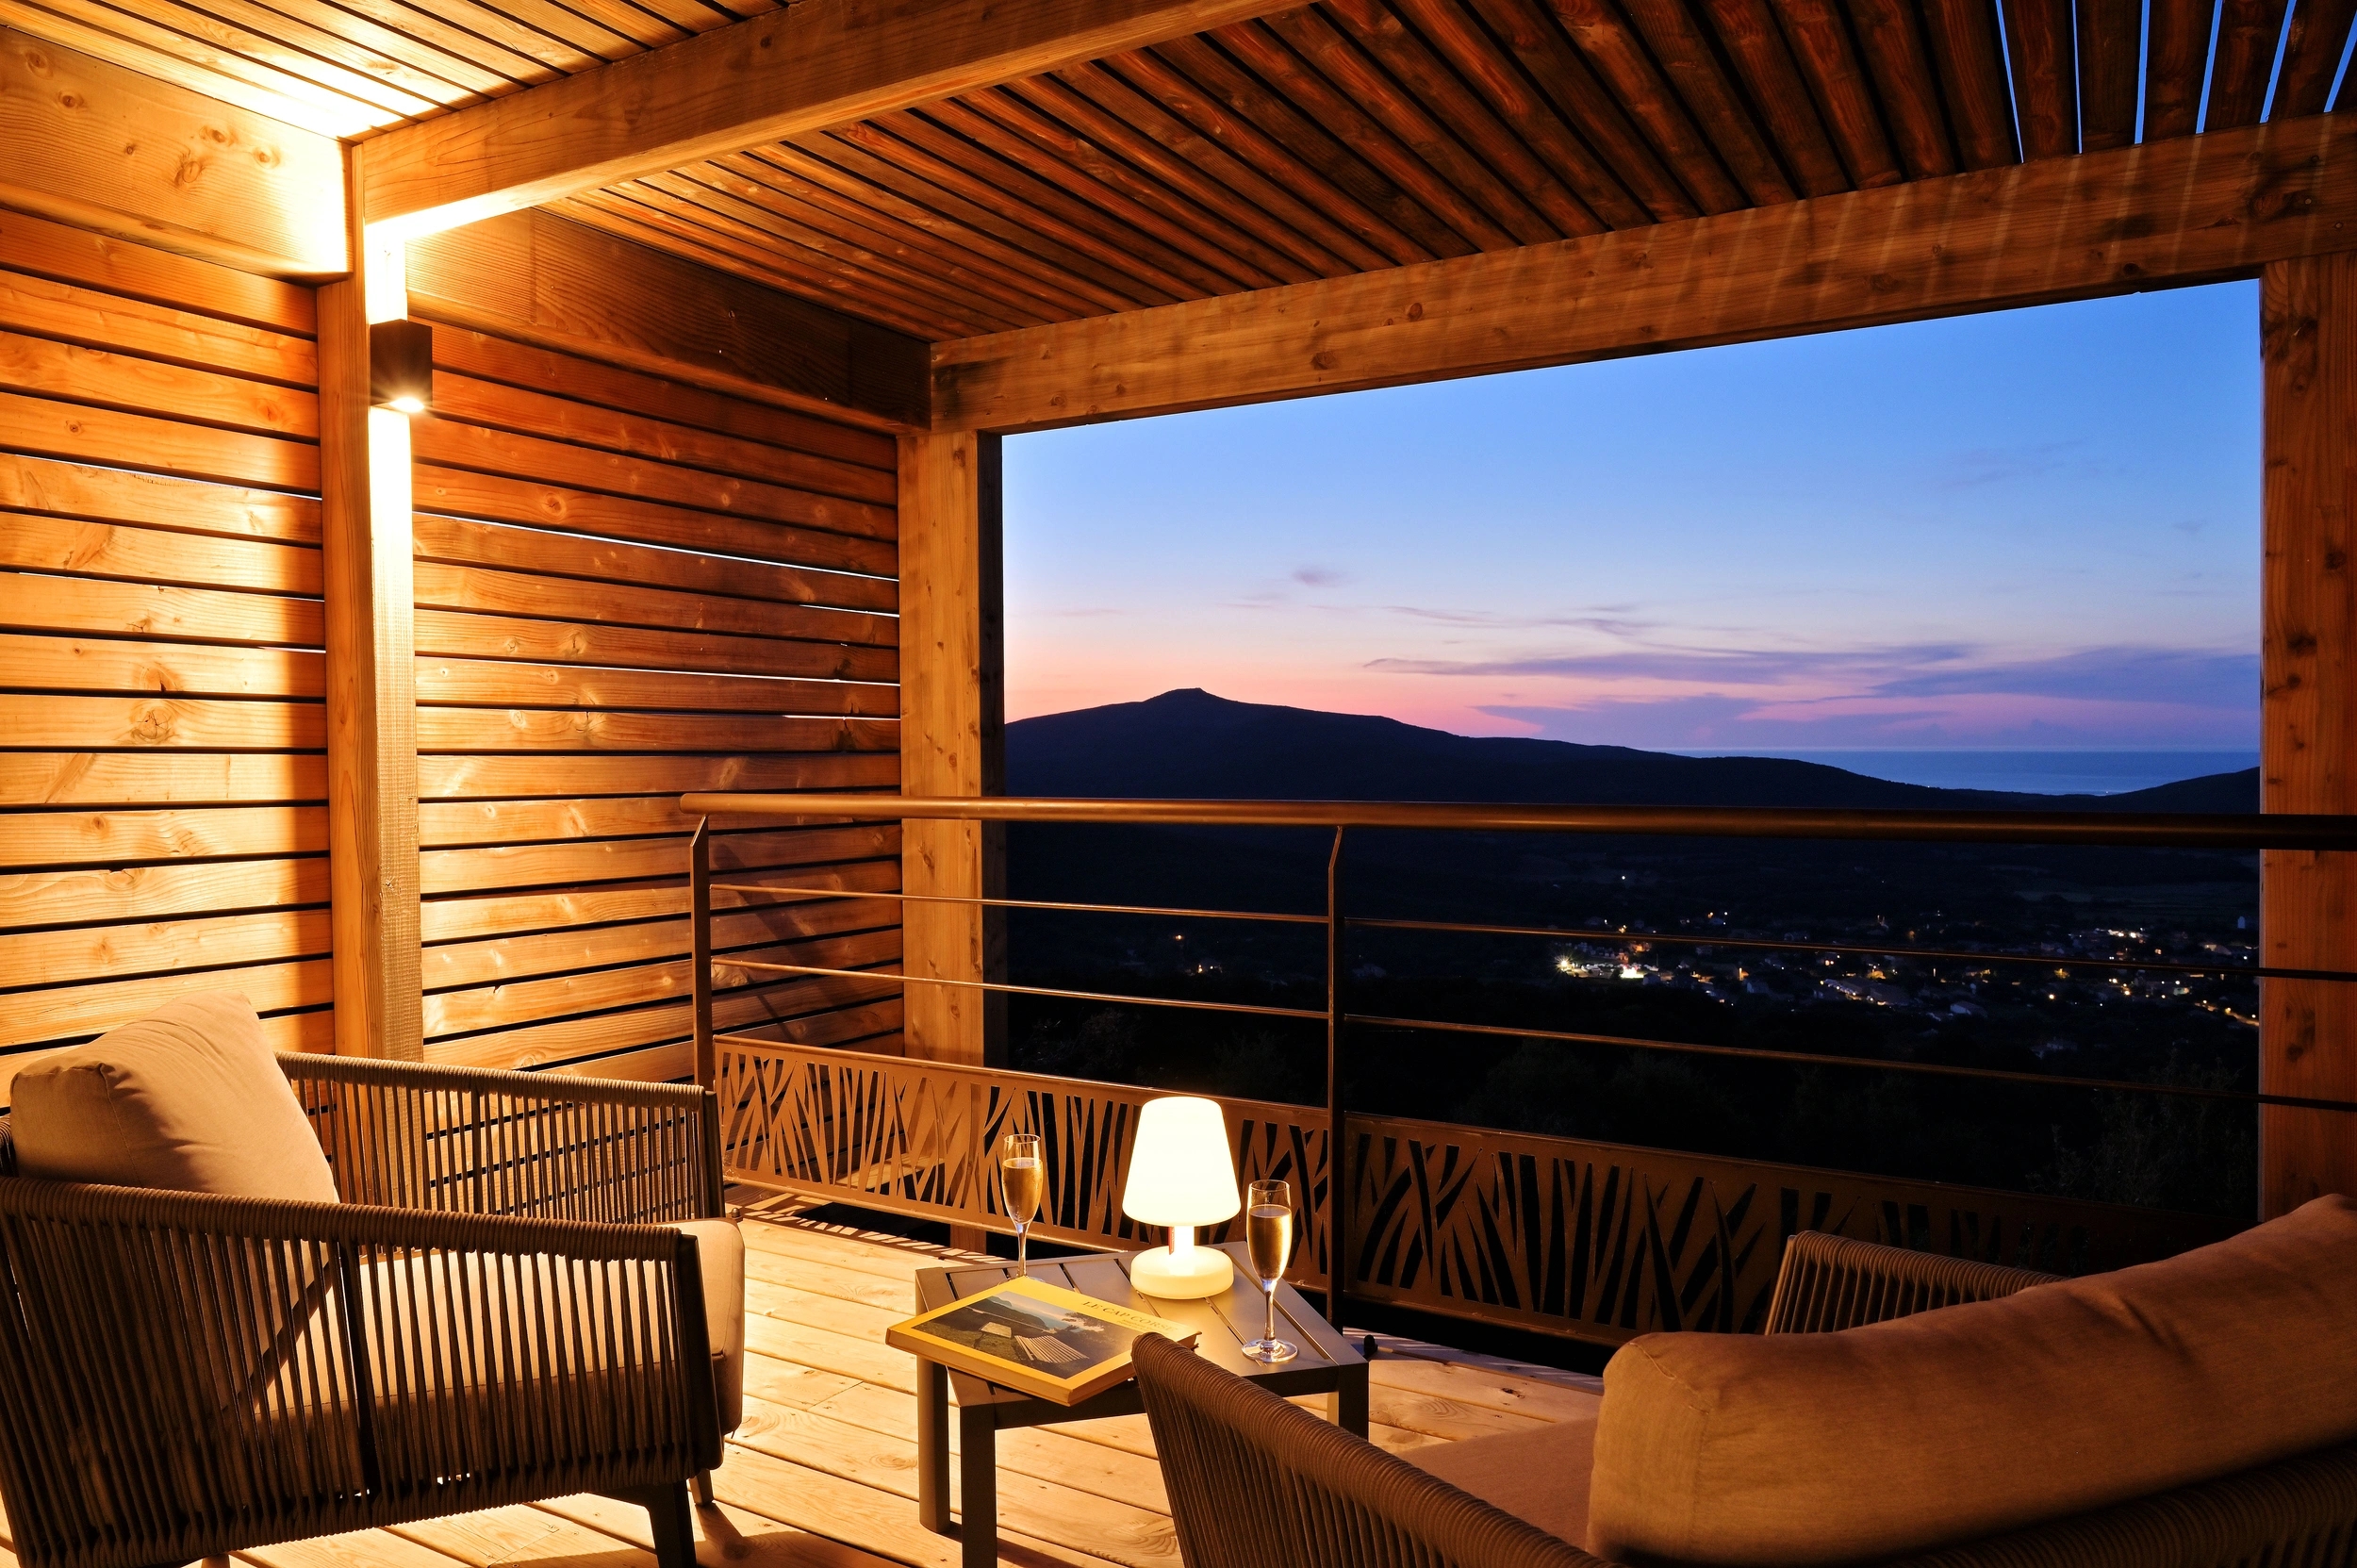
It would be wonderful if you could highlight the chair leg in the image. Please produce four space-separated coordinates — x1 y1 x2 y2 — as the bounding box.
694 1469 716 1508
614 1480 699 1568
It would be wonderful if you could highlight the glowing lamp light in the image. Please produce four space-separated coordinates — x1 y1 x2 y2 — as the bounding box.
1122 1096 1241 1299
368 320 434 414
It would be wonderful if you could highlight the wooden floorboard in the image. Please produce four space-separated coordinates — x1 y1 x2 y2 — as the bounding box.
127 1214 1596 1568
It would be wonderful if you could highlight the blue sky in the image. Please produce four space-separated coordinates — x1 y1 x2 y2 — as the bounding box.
1003 280 2261 752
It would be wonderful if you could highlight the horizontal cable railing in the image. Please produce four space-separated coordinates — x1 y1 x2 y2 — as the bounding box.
681 794 2357 846
682 792 2357 1337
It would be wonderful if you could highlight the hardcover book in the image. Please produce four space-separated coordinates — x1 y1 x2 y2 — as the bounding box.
886 1275 1200 1405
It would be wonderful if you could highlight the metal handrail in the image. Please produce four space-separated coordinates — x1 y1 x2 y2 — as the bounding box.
684 791 2357 1329
683 792 2357 848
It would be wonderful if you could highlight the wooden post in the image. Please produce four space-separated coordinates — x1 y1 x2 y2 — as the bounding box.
319 142 422 1060
2260 252 2357 1215
898 432 1007 1075
692 817 716 1087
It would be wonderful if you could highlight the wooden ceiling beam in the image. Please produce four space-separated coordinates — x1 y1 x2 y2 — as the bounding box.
405 208 930 431
932 112 2357 433
0 28 347 279
358 0 1311 239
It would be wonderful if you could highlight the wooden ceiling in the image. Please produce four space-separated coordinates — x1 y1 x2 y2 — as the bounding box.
0 0 778 138
8 0 2354 338
550 0 2357 339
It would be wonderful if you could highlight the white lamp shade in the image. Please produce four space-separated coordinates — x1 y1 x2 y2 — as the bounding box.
1121 1096 1241 1226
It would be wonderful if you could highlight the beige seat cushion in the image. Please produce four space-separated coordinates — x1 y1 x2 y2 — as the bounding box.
10 992 337 1203
1587 1196 2357 1567
680 1217 745 1435
1407 1391 1600 1546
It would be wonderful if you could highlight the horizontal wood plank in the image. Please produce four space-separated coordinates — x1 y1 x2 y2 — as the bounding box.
419 750 897 800
717 993 904 1048
419 856 901 944
0 389 319 488
0 803 321 867
427 979 900 1073
544 1041 695 1082
419 793 736 847
0 692 324 749
0 905 328 986
0 206 313 335
0 267 316 386
416 658 895 718
414 706 895 754
414 562 895 647
421 794 913 850
421 896 896 990
413 607 896 684
0 852 325 927
0 570 324 645
420 881 687 945
431 370 896 505
0 633 320 696
1 512 320 593
411 512 894 613
0 750 323 804
0 955 329 1048
425 928 899 1037
0 329 317 436
932 113 2357 431
427 318 898 469
412 462 895 578
420 823 898 894
0 453 316 540
411 414 892 540
0 1002 326 1102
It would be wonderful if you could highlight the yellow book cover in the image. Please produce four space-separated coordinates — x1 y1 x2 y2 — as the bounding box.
886 1275 1201 1405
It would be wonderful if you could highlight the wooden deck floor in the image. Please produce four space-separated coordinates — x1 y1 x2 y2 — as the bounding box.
0 1213 1601 1568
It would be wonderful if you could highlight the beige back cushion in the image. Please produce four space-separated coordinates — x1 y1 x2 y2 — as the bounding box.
10 991 338 1203
1588 1196 2357 1567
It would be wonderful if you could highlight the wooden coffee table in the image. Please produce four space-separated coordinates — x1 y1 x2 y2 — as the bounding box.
911 1243 1367 1567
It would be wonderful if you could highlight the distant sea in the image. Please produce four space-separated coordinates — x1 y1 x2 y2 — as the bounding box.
1668 749 2260 796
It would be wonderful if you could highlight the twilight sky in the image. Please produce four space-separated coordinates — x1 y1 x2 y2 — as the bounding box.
1002 281 2261 752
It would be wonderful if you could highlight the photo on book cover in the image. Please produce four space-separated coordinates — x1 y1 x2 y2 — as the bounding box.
915 1285 1129 1377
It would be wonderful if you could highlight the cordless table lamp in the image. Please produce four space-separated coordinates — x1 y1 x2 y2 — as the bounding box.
1122 1096 1242 1298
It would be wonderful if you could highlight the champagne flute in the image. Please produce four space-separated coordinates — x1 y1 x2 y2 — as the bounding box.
1241 1178 1296 1363
998 1132 1043 1276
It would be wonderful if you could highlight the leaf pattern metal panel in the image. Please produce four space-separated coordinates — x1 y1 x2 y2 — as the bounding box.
714 1042 2233 1345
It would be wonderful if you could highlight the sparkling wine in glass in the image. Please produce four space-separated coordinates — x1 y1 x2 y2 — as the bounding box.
1242 1178 1296 1363
999 1132 1044 1276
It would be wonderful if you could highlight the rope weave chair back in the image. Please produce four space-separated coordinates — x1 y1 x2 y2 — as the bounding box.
279 1056 722 1223
1765 1231 2061 1334
0 1178 717 1568
1130 1332 1607 1568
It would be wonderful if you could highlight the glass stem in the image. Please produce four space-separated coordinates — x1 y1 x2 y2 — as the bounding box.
1016 1222 1028 1277
1264 1282 1277 1345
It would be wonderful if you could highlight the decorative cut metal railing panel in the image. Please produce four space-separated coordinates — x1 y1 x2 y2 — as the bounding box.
716 1039 2233 1346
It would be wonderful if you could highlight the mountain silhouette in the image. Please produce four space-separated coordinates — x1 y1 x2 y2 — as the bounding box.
1008 688 2258 812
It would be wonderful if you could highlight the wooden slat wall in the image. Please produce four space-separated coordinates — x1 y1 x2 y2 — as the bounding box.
411 326 907 1082
0 209 330 1102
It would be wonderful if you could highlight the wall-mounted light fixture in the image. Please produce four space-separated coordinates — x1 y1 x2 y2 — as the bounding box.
368 319 434 414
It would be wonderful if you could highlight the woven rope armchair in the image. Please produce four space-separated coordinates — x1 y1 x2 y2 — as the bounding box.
1134 1231 2357 1568
0 1054 732 1568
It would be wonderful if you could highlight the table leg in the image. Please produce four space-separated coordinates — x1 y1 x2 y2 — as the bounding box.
1328 1364 1370 1438
959 1402 997 1568
917 1360 951 1536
